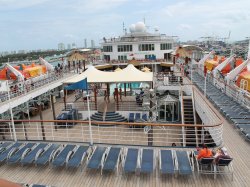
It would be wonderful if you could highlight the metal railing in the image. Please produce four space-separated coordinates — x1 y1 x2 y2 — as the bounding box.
0 120 223 147
116 101 143 111
193 66 250 109
0 71 74 103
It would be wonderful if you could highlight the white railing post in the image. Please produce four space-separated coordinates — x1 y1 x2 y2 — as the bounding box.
51 122 55 141
87 94 93 145
7 80 17 141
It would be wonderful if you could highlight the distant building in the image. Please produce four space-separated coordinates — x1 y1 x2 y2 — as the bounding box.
91 40 95 48
67 44 71 50
84 39 87 48
10 51 16 55
72 43 77 49
18 50 26 54
58 43 65 51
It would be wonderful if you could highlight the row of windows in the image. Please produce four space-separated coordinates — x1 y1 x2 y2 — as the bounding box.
103 43 172 52
103 46 113 52
138 44 155 51
118 55 127 60
106 54 159 61
160 43 172 50
118 45 132 52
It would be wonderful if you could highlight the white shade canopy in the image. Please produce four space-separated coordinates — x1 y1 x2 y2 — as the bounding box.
64 64 153 84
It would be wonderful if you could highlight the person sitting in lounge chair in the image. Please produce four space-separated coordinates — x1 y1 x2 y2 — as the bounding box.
214 147 230 164
197 144 213 160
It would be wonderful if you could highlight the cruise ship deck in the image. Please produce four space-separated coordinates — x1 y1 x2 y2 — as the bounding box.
0 61 250 187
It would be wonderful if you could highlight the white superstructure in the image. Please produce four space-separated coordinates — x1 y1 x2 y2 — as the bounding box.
100 22 174 61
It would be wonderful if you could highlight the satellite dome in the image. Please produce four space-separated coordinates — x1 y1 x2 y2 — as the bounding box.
135 22 146 32
129 24 136 33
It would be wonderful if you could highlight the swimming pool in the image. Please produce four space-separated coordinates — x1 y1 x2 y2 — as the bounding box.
110 82 149 95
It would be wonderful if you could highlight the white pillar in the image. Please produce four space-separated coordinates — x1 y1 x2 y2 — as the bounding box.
87 94 93 145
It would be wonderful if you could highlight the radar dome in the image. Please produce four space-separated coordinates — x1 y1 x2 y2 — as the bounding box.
135 22 146 32
129 24 136 33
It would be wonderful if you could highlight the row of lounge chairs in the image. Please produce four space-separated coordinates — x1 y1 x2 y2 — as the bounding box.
0 141 233 179
192 73 250 141
129 113 148 122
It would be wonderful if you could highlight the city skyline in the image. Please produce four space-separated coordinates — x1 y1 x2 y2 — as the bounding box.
1 0 250 51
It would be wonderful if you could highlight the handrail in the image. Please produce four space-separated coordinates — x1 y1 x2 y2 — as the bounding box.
183 72 224 121
191 65 250 109
0 119 222 128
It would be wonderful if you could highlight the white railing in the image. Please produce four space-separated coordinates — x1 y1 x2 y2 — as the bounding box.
0 71 74 102
0 120 223 147
194 67 250 109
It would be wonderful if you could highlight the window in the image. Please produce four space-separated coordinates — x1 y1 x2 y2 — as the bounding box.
160 43 172 50
103 46 113 52
117 45 132 52
138 44 155 51
145 54 156 60
118 55 127 61
104 55 110 61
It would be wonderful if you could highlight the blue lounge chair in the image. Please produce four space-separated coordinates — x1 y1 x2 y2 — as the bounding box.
30 184 48 187
67 146 89 168
35 144 59 165
52 144 76 167
0 142 12 153
101 147 121 175
124 148 139 173
176 150 193 175
8 143 36 164
194 154 214 175
142 114 148 121
87 147 106 169
135 113 141 121
0 142 22 162
140 149 154 174
21 143 48 165
128 113 135 122
214 158 233 180
159 150 175 174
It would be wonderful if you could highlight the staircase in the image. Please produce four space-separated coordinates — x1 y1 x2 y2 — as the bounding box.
90 111 127 122
183 98 196 146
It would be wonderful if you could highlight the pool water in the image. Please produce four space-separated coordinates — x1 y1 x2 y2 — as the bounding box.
110 82 149 95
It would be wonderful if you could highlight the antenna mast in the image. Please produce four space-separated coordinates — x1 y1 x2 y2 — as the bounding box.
123 22 125 34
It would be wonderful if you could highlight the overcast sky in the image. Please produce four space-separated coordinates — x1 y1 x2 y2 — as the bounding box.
0 0 250 51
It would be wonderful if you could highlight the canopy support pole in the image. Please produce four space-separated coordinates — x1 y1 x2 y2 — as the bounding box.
94 87 97 110
124 83 126 97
